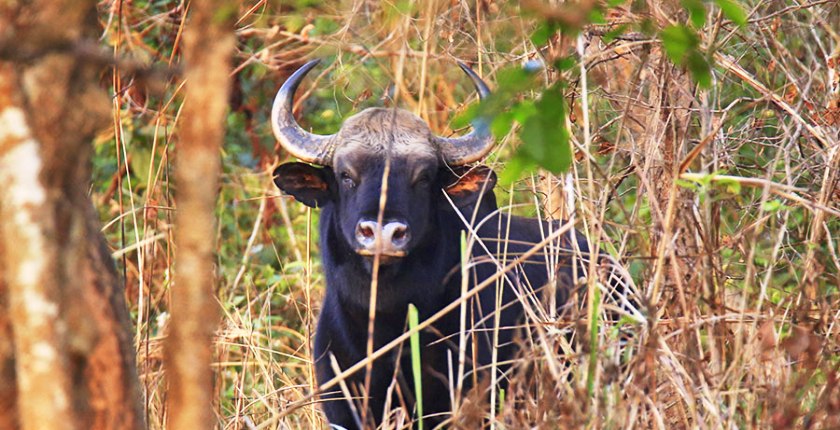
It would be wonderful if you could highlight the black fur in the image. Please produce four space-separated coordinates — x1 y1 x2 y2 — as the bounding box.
274 158 594 429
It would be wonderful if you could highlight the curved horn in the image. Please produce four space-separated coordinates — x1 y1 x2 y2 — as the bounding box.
272 59 335 165
436 61 495 166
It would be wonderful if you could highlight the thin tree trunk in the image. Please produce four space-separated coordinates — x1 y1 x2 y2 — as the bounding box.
0 1 145 429
164 2 234 429
0 71 78 429
632 3 702 428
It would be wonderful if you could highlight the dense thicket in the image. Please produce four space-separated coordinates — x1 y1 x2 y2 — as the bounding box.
2 0 839 428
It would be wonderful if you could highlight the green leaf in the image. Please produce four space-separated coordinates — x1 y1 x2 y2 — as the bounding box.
715 0 747 26
660 24 698 63
491 110 516 138
450 103 479 130
394 0 413 14
675 178 699 190
498 388 505 414
531 21 559 45
716 177 741 194
517 88 572 173
536 85 566 117
761 199 783 213
511 100 537 123
588 8 606 25
686 51 712 88
408 304 423 429
498 154 536 187
681 0 707 28
554 56 576 71
129 146 152 188
496 67 540 93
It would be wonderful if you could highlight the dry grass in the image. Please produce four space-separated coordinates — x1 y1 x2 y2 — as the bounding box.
95 0 840 428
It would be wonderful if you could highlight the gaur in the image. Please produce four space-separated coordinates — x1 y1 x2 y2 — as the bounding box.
270 60 626 429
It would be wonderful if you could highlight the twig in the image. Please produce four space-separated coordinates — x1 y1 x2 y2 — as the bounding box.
714 52 832 150
680 172 840 217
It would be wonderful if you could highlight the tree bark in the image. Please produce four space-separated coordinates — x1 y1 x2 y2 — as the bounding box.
164 2 235 429
0 1 145 429
0 277 20 430
0 72 78 429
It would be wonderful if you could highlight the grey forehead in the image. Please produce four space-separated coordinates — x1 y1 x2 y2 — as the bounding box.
331 108 439 161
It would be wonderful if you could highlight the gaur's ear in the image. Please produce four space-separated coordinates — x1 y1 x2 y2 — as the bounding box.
443 165 497 207
273 162 334 208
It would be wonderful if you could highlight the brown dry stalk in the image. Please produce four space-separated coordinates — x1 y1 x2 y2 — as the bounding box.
714 52 832 150
165 1 235 429
679 172 840 218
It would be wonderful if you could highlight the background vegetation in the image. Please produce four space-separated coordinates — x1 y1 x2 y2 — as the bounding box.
89 0 839 428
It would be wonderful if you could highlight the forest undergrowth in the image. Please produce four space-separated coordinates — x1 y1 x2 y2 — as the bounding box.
94 0 840 428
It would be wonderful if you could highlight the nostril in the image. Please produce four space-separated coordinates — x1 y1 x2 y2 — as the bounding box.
389 224 410 248
355 221 378 247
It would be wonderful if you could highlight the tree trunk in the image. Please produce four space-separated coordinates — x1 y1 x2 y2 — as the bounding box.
0 1 144 429
0 278 19 429
164 2 235 429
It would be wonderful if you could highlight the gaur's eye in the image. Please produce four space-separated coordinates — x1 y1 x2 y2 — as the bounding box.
413 173 431 187
340 172 357 188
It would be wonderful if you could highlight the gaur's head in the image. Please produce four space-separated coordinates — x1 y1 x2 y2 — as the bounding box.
272 60 497 267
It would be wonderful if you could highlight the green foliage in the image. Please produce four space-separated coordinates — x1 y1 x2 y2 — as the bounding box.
586 284 601 398
454 64 572 186
530 21 560 45
661 24 712 87
456 0 754 185
661 24 699 61
681 0 748 29
715 0 747 26
408 304 423 429
516 85 572 174
682 0 707 27
498 388 505 415
660 0 745 87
